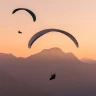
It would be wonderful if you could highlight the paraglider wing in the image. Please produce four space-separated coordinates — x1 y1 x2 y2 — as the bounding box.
12 8 36 21
28 28 79 48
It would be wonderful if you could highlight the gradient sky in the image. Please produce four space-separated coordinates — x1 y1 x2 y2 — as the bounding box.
0 0 96 59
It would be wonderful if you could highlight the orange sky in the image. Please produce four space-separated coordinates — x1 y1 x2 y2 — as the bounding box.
0 0 96 59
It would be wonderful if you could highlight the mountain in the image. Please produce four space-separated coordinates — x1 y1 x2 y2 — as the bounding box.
0 67 54 96
27 47 80 63
0 53 16 59
0 47 96 96
0 68 36 96
80 58 96 64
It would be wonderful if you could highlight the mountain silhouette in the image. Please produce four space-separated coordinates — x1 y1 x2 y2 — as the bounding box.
80 58 96 64
0 67 54 96
27 47 80 63
0 68 37 96
0 47 96 96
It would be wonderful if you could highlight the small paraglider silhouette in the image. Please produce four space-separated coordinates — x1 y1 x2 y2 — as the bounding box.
18 30 22 34
12 8 36 34
50 73 56 81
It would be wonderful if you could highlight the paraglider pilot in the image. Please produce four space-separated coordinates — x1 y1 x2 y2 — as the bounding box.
50 73 56 80
18 30 22 34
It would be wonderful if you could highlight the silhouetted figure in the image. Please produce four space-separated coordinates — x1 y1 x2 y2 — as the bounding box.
18 30 22 34
50 73 56 80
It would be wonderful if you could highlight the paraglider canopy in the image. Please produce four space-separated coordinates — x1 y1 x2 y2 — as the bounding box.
12 8 36 22
28 28 79 48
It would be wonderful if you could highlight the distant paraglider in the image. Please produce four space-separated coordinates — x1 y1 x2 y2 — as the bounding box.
50 73 56 80
28 28 79 48
18 30 22 34
12 8 36 22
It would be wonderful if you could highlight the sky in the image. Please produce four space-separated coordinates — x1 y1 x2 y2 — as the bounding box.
0 0 96 59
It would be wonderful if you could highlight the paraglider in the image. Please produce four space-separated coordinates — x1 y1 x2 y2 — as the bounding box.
28 28 79 48
12 8 36 22
50 73 56 80
18 30 22 34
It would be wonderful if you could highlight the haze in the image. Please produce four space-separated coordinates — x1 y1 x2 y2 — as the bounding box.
1 48 96 96
0 0 96 59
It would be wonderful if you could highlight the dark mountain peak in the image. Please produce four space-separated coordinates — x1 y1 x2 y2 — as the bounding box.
40 48 79 59
0 47 80 63
42 47 63 52
27 47 80 63
0 53 16 60
27 47 65 60
40 47 65 55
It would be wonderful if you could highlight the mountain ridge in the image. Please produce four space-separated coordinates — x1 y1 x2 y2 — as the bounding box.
0 47 96 96
0 47 81 63
80 58 96 64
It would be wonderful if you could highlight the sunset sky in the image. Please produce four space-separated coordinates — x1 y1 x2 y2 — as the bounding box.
0 0 96 59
